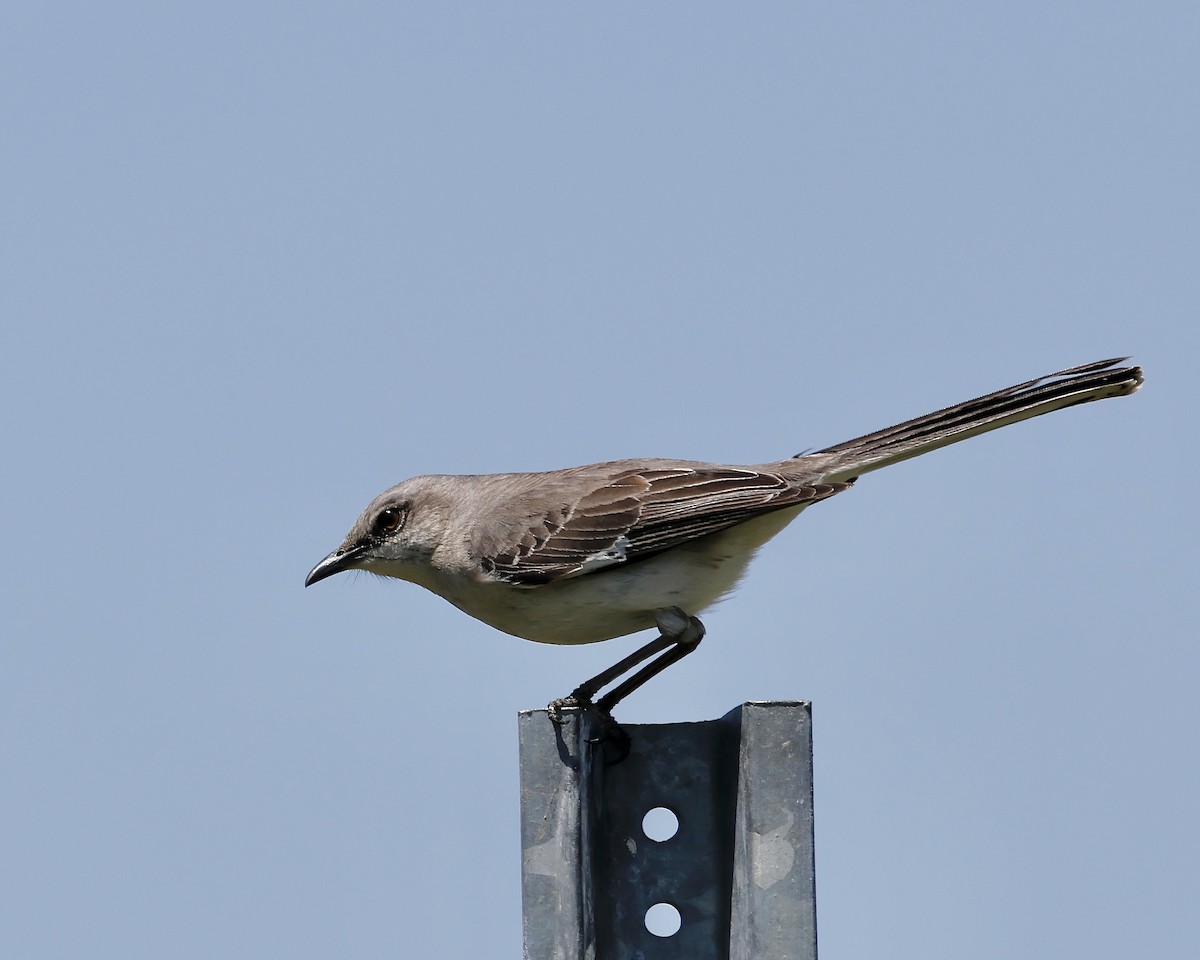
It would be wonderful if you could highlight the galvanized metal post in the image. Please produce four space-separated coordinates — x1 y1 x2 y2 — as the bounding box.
518 702 817 960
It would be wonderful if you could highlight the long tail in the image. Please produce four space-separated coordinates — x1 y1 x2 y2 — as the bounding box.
794 358 1143 482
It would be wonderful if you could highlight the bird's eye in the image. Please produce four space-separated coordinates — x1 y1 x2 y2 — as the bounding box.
374 506 405 536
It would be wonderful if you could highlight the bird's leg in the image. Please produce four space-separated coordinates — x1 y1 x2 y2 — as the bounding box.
595 608 705 714
547 607 706 755
558 634 676 709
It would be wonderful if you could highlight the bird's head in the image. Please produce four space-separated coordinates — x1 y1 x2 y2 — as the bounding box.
304 478 450 588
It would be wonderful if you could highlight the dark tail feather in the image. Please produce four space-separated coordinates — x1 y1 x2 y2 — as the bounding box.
797 358 1143 481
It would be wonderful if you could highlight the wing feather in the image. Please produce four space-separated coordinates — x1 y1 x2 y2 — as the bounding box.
481 467 849 585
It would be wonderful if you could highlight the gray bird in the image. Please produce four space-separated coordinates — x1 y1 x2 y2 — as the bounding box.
306 358 1142 727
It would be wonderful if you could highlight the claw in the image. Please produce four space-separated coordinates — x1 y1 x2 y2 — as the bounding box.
547 608 705 761
547 694 580 726
546 692 632 764
584 712 631 764
548 686 594 726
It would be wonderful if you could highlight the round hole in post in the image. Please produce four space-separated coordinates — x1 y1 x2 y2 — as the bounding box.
641 806 679 842
644 902 681 938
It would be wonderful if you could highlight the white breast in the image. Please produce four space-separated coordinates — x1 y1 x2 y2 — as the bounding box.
436 504 810 645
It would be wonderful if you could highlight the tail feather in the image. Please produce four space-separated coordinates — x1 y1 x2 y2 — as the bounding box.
795 358 1143 482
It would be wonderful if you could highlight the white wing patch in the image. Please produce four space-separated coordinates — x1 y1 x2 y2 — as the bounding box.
575 534 631 575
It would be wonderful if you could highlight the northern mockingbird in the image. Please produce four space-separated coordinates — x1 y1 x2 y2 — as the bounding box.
306 358 1142 734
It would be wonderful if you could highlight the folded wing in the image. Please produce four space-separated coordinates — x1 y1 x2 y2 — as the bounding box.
482 467 850 585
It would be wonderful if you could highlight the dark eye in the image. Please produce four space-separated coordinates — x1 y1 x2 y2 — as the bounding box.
374 506 405 536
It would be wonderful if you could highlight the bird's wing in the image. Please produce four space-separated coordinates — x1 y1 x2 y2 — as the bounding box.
480 467 850 585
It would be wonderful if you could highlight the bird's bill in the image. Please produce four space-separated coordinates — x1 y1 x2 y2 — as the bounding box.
304 544 366 587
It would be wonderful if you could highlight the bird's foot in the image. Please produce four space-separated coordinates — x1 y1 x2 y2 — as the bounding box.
545 608 705 765
547 690 585 726
546 689 631 764
584 708 631 764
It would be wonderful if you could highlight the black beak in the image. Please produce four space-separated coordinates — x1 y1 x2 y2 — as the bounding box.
305 544 365 587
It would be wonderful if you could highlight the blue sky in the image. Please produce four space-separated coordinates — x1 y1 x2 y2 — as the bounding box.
3 3 1196 958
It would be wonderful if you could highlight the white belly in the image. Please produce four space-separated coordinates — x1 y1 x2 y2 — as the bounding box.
437 505 808 645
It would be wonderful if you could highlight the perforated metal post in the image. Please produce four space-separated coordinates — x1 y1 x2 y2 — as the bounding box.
518 702 817 960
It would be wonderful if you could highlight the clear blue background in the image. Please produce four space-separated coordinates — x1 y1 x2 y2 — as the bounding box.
3 3 1195 958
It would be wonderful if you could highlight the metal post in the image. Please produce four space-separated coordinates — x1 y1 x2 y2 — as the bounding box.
518 702 817 960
